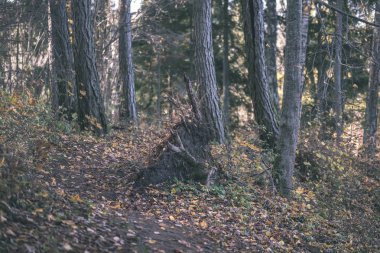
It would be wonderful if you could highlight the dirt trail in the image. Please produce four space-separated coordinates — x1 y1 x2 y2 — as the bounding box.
32 133 224 253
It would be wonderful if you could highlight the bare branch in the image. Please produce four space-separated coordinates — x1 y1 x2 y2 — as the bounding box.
314 0 379 27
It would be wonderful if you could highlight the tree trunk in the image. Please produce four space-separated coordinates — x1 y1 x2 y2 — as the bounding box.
119 0 138 123
242 0 279 146
193 0 225 144
50 0 76 116
265 0 279 110
275 0 304 197
363 0 380 157
334 0 343 142
48 1 58 114
300 0 311 90
222 0 230 126
72 0 108 135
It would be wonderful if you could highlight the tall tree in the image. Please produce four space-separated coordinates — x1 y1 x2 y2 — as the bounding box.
275 0 304 197
193 0 225 144
241 0 279 145
72 0 107 135
334 0 344 141
222 0 231 126
265 0 279 110
363 0 380 157
119 0 138 123
49 0 76 116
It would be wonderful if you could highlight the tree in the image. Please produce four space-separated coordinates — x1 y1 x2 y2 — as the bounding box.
275 0 305 197
265 0 279 110
119 0 138 123
222 0 231 126
363 0 380 157
334 0 344 142
193 0 225 144
49 0 76 117
72 0 108 135
241 0 279 145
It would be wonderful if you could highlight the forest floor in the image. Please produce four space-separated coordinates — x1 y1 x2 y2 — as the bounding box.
0 93 379 252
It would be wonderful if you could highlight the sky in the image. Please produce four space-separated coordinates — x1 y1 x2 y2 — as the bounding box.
131 0 142 13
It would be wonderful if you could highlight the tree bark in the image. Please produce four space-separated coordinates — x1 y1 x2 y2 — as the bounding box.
265 0 279 110
72 0 108 135
50 0 76 116
242 0 279 146
193 0 225 144
334 0 343 142
119 0 138 123
275 0 304 197
363 0 380 157
222 0 231 126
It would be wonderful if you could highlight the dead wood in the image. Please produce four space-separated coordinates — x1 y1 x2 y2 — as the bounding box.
134 75 222 187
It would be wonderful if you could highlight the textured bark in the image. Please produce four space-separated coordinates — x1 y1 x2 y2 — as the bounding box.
275 0 303 197
50 0 76 116
300 0 311 89
242 0 279 145
334 0 343 142
363 0 380 157
72 0 108 135
48 1 58 114
222 0 231 126
193 0 225 144
119 0 138 123
265 0 279 110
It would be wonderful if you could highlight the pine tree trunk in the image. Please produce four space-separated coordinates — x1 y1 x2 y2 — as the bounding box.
72 0 108 135
222 0 230 126
300 0 311 89
242 0 279 146
334 0 343 142
275 0 304 197
265 0 279 110
363 0 380 157
50 0 76 116
119 0 138 123
193 0 225 144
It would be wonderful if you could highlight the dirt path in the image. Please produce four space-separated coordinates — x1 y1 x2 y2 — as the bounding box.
30 132 224 253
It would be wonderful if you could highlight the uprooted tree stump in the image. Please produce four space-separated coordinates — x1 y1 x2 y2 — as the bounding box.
135 76 221 187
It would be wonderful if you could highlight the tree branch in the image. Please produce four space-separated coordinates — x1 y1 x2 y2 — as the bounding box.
314 0 379 27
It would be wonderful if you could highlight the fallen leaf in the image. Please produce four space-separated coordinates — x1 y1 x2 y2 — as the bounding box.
199 220 208 229
62 243 72 251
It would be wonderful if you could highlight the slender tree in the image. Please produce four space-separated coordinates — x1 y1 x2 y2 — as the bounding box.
242 0 279 145
275 0 304 197
193 0 225 144
72 0 107 135
265 0 279 110
363 0 380 157
334 0 344 142
119 0 138 123
49 0 76 116
222 0 231 126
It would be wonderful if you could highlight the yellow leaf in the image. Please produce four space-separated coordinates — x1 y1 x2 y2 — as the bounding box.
169 215 175 221
147 239 156 244
70 194 83 203
199 220 208 229
265 231 271 237
295 187 304 195
35 208 44 213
